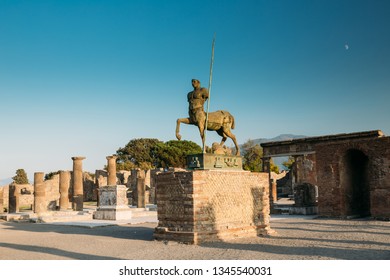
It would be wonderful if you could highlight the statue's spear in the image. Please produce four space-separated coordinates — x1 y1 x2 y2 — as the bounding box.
203 34 216 153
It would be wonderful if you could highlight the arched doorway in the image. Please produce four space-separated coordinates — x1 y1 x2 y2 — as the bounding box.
341 149 370 217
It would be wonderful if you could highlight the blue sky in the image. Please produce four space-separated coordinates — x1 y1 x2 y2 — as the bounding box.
0 0 389 179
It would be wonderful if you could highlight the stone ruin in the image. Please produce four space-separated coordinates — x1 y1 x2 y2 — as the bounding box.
261 130 390 219
0 155 159 222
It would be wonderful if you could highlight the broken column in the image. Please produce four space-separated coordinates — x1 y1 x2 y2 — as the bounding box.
34 172 46 214
136 174 146 208
106 155 117 185
72 156 85 211
59 171 71 210
8 184 19 213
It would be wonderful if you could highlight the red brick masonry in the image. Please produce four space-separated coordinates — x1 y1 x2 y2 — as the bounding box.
154 169 273 244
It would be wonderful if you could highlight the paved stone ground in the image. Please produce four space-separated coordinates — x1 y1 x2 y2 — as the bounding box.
0 216 389 260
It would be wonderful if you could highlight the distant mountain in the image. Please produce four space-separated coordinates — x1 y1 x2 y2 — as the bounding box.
250 134 308 145
239 134 307 171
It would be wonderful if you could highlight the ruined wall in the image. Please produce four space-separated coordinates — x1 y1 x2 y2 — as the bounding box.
316 137 390 219
0 185 9 209
7 184 34 212
83 173 96 201
0 187 3 212
294 153 317 186
44 175 61 210
154 170 271 244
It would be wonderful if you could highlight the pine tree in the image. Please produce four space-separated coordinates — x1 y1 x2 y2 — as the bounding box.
12 169 29 184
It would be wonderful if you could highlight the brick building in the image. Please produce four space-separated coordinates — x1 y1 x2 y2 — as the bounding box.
261 130 390 219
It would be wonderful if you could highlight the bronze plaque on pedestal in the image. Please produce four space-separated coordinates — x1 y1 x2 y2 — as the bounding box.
187 153 243 170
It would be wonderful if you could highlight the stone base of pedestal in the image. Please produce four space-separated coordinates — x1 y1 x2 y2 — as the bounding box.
93 206 133 220
154 169 274 245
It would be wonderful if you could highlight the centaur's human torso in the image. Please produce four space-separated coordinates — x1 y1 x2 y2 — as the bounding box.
187 79 209 125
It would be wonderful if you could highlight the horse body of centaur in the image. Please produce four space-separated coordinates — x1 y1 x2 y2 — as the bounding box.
176 108 240 156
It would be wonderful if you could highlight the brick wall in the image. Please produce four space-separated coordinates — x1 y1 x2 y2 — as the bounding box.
154 169 272 244
316 137 390 219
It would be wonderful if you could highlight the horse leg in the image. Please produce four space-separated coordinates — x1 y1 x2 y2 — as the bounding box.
176 118 191 140
223 128 240 156
216 128 227 146
198 121 205 149
220 136 227 146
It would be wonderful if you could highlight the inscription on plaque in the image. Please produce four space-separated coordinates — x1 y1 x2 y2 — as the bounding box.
187 153 242 170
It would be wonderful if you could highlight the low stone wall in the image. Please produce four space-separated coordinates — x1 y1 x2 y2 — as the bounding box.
154 169 272 244
8 184 34 212
44 175 60 210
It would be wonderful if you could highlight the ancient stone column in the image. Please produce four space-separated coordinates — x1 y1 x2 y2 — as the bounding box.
59 171 71 210
0 187 4 213
106 155 117 186
72 156 86 211
271 178 277 203
34 172 46 214
262 157 271 173
8 184 18 213
136 176 146 208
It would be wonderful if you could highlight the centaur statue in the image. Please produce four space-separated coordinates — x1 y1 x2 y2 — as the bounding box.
175 79 240 156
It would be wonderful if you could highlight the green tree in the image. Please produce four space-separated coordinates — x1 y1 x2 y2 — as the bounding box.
270 159 280 173
12 169 29 184
282 156 295 170
242 140 263 172
44 171 60 181
154 140 202 168
116 138 161 170
241 140 279 173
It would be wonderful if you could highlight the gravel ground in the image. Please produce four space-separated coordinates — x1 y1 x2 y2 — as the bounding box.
0 216 389 260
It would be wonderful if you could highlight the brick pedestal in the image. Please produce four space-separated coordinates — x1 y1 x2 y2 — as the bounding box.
154 169 274 244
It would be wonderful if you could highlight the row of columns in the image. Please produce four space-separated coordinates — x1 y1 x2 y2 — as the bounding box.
33 156 86 214
33 155 123 214
106 155 146 208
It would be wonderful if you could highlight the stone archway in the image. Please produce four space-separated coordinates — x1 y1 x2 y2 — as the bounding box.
341 149 370 217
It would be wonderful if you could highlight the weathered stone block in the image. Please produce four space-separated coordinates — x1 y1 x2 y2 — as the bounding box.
94 185 133 220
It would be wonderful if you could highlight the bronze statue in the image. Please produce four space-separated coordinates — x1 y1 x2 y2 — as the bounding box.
176 79 240 155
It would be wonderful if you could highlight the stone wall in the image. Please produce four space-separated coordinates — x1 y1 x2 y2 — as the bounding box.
0 185 9 209
0 186 5 212
262 130 390 219
316 137 390 219
44 175 61 210
8 184 34 212
154 169 272 244
83 173 96 201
